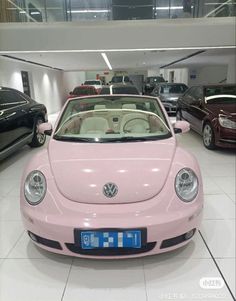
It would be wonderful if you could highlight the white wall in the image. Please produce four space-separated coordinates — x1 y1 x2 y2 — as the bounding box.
147 69 160 77
227 56 236 83
162 68 189 85
63 71 86 95
0 56 66 114
188 65 228 86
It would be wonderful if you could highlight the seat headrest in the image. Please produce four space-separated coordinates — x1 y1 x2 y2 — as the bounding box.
122 104 136 110
94 104 106 110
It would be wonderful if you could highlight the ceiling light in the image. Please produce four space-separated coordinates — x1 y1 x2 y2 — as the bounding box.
101 52 112 70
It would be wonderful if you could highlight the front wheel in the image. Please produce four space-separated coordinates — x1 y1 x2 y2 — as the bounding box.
29 117 46 148
203 122 215 150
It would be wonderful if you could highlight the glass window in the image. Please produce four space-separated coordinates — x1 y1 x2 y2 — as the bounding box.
112 86 139 95
205 85 236 97
111 76 123 83
68 0 111 21
193 87 203 99
84 80 101 85
0 90 27 108
73 87 96 95
160 84 188 94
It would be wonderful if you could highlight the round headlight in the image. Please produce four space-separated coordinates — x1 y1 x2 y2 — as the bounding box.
24 170 46 205
175 168 198 202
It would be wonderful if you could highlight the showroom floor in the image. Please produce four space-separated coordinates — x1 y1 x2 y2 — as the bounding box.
0 116 235 301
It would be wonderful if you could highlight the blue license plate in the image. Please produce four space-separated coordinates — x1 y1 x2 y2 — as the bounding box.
80 230 142 249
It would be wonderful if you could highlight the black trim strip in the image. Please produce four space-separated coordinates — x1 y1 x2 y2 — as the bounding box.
1 55 63 71
65 242 156 256
198 230 236 301
160 50 206 69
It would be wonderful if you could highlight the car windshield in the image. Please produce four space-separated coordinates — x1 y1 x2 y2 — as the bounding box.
84 80 100 85
160 84 188 94
205 85 236 97
100 86 139 95
72 87 95 95
111 76 123 83
54 96 171 143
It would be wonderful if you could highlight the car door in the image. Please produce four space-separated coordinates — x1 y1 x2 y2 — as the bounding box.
0 89 31 152
178 87 195 122
187 87 206 133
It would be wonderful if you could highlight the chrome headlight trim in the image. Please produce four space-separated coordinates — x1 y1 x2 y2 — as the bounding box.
218 116 236 129
175 168 199 202
24 170 47 205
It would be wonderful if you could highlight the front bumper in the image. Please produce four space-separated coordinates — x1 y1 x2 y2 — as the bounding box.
215 125 236 149
21 187 203 259
162 102 177 114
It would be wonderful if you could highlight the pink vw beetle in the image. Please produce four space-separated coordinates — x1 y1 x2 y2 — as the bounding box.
20 95 203 258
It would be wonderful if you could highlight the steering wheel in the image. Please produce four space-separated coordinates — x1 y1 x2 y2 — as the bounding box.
123 118 150 133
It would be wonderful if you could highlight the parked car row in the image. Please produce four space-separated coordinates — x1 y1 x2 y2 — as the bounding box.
0 82 235 163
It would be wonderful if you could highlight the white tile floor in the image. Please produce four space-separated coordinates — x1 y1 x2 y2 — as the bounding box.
0 119 235 301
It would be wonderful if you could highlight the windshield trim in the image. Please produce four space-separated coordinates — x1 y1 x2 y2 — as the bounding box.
53 132 172 143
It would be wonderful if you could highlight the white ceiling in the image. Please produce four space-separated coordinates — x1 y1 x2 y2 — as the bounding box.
3 48 234 71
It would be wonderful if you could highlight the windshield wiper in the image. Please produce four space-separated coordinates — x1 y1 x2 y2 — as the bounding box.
53 135 92 142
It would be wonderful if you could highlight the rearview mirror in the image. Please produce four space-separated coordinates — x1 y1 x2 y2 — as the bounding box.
38 122 53 136
173 121 190 134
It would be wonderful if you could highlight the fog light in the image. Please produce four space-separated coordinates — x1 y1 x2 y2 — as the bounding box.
185 229 195 240
29 232 37 242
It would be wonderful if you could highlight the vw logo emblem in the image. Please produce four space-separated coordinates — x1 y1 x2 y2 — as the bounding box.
103 183 118 198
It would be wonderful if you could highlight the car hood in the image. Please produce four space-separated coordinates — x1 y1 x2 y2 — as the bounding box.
206 103 236 119
160 94 181 101
48 138 176 204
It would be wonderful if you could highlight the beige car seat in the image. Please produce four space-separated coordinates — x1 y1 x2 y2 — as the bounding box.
120 104 149 133
80 117 109 134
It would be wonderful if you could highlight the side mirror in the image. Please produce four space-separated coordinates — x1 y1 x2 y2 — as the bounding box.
173 121 190 134
38 122 53 136
69 91 73 95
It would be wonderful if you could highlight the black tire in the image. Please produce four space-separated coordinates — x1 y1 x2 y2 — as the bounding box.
29 117 46 148
202 122 215 150
176 110 182 121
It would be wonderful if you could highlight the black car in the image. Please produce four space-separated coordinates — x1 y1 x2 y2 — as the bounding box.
0 87 48 160
144 76 166 95
100 84 140 95
151 83 188 114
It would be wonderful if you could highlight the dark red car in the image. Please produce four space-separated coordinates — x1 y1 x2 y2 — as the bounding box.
68 85 98 99
176 84 236 149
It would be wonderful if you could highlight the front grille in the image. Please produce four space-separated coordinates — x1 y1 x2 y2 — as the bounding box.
65 242 156 256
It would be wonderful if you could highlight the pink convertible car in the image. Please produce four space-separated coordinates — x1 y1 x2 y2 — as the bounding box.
20 95 203 258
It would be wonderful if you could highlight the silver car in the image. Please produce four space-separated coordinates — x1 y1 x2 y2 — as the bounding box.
151 83 188 114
